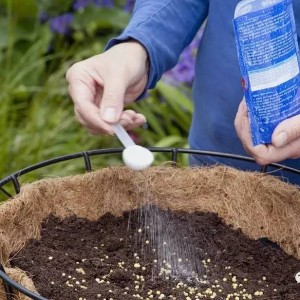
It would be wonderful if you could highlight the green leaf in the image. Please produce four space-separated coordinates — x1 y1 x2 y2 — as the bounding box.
10 19 39 42
0 18 8 49
154 136 187 148
37 0 73 16
72 7 130 32
157 81 193 113
0 0 38 19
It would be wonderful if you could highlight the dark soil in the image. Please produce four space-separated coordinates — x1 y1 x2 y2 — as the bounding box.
10 206 300 300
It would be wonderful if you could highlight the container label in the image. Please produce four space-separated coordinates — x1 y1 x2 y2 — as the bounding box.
233 0 300 145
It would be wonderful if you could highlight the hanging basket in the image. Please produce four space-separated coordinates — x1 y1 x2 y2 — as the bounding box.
0 147 299 300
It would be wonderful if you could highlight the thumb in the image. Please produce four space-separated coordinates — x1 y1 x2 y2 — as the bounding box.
100 78 126 123
272 114 300 147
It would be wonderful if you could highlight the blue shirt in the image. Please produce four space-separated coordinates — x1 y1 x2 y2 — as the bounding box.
107 0 300 184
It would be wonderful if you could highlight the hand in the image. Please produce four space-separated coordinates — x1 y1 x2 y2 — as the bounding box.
66 40 149 135
234 99 300 165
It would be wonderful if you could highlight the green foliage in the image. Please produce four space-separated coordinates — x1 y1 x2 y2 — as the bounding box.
0 0 38 19
73 7 130 32
130 82 192 166
0 5 122 188
37 0 73 16
0 0 38 53
0 1 193 199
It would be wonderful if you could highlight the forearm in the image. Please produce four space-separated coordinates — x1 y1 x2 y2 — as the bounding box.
106 0 209 89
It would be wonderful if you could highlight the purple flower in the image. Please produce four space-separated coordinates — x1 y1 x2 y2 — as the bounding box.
98 0 114 7
164 50 195 86
124 0 135 12
49 13 73 35
39 11 48 24
163 28 204 86
73 0 91 10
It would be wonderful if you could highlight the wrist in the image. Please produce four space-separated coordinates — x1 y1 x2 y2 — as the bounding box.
126 39 149 73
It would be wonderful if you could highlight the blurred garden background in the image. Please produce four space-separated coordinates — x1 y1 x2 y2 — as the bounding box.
0 0 202 186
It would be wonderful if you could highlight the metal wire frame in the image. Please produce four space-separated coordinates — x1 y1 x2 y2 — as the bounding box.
0 147 300 300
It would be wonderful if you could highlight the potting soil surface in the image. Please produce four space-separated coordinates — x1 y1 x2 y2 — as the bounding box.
11 206 300 300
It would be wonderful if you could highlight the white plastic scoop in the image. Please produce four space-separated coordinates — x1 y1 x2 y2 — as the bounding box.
295 272 300 283
112 123 154 170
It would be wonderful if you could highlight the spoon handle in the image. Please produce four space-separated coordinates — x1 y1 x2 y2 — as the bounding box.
112 123 136 148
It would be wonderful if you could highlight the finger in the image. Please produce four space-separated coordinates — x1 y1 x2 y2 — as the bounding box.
119 111 146 130
70 82 111 132
254 140 300 164
67 62 111 131
119 117 133 128
74 107 103 132
236 114 252 149
234 108 268 164
75 108 109 135
122 109 136 116
234 99 248 137
235 100 300 164
237 115 274 164
133 113 147 124
272 114 300 148
125 122 146 131
74 107 89 126
120 109 143 120
100 76 127 123
240 98 248 115
246 139 300 165
237 98 248 118
123 110 146 123
94 86 103 107
130 113 147 128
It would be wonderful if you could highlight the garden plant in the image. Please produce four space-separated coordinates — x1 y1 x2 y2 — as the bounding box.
0 0 199 190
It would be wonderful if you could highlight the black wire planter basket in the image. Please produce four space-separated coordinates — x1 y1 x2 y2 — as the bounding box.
0 147 300 300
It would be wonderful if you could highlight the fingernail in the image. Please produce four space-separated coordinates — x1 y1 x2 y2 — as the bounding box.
102 107 117 123
274 131 287 147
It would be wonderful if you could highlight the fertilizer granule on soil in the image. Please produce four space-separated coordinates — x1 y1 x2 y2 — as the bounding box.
10 206 300 300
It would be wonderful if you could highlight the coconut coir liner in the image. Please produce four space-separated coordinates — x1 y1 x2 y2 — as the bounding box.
0 165 299 298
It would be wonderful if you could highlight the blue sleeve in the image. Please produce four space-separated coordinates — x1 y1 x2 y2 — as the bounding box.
106 0 209 90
